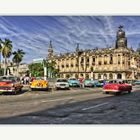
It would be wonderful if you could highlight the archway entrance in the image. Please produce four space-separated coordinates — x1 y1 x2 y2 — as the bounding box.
85 74 89 79
103 73 107 80
109 73 113 79
117 73 122 79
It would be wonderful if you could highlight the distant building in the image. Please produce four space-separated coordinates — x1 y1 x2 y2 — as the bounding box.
1 61 29 77
47 25 140 80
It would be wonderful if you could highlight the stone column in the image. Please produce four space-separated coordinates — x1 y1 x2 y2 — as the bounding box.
114 73 117 80
122 73 125 80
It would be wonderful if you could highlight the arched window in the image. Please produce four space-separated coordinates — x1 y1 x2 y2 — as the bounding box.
66 74 70 78
110 54 113 64
117 73 122 79
75 74 78 79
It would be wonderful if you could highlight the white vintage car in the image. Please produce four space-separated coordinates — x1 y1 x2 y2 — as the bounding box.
55 78 69 90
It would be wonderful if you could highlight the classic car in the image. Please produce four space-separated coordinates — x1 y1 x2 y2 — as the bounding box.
96 80 105 87
0 76 23 94
83 79 97 87
83 79 93 87
30 77 49 91
103 80 132 94
83 79 104 87
68 78 80 87
133 80 140 85
123 80 135 86
55 78 69 90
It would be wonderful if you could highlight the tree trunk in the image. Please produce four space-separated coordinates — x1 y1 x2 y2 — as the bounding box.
4 57 7 76
17 63 19 77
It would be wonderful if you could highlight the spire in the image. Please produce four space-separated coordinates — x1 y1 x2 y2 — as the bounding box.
48 40 53 58
49 40 53 48
76 43 79 52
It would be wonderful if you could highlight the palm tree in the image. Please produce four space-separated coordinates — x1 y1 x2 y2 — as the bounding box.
12 49 25 76
44 60 58 78
0 39 2 68
0 39 13 75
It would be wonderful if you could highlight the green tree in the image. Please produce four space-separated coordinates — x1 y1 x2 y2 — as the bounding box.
45 60 59 78
12 49 25 76
28 63 44 77
0 39 13 75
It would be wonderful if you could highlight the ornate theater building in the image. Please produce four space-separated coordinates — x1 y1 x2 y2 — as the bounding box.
47 26 140 80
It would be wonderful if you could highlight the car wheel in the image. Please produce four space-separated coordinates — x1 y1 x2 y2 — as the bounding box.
116 92 121 95
19 88 22 92
128 90 131 94
13 89 17 95
31 88 34 91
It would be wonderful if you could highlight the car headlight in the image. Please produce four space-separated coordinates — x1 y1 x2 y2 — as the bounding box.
11 83 14 87
56 83 60 86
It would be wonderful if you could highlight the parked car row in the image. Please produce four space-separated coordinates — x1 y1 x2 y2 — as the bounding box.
29 77 105 91
0 75 139 95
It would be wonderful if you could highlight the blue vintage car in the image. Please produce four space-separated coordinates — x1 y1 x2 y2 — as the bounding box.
97 80 105 87
68 78 80 87
134 80 140 85
83 79 105 87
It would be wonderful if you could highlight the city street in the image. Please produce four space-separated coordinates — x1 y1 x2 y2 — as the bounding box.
0 86 139 124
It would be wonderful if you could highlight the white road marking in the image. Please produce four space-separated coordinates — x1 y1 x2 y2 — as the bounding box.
41 97 73 103
82 102 109 111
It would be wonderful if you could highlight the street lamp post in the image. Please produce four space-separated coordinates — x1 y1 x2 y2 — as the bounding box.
43 59 48 80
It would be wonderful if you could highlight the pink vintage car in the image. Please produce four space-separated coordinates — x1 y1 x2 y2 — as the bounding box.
103 80 132 94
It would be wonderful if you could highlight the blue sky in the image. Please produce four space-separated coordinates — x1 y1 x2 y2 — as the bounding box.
0 16 140 63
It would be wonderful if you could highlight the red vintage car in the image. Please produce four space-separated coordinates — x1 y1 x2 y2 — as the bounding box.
0 76 23 94
103 80 132 94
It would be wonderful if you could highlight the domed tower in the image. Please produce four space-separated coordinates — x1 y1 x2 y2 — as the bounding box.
48 40 53 58
115 25 127 49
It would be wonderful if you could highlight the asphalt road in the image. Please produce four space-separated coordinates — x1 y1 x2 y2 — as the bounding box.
0 86 140 124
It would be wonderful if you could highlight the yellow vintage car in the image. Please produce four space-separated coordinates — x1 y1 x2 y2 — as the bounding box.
30 77 49 91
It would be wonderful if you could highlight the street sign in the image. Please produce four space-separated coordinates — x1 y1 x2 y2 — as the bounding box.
32 58 44 63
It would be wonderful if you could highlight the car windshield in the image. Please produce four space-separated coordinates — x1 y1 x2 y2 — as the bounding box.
57 79 68 82
135 80 140 82
109 80 117 83
85 79 91 81
109 80 124 84
0 76 17 82
69 78 77 80
35 77 44 80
